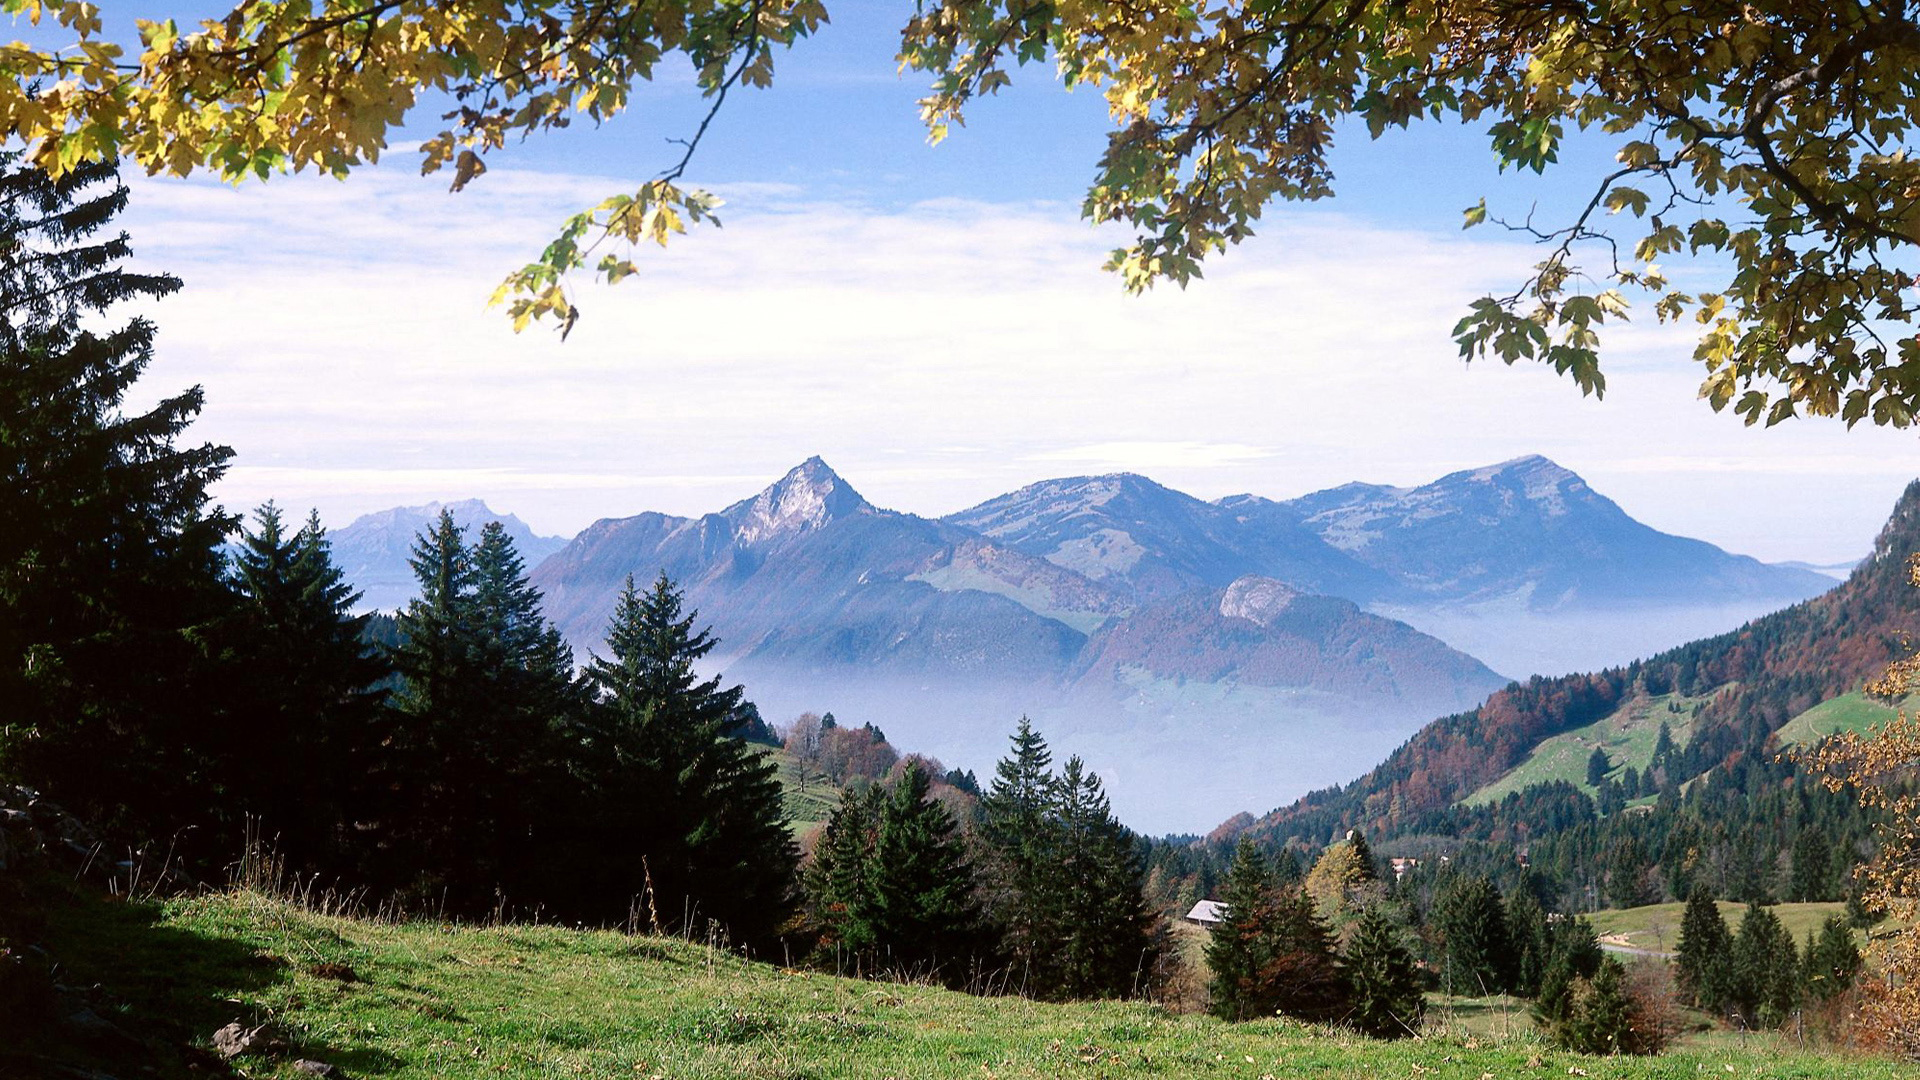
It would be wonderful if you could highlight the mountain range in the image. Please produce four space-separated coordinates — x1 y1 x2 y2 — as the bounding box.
1243 478 1920 850
330 457 1836 832
331 499 569 612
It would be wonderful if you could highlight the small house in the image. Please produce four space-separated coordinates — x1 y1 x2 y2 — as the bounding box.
1184 900 1228 928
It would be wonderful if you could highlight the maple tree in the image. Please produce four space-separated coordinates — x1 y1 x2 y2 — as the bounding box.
4 1 1919 426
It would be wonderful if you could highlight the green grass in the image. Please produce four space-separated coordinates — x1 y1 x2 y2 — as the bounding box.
769 747 841 833
1464 691 1713 806
1775 692 1903 748
24 881 1915 1080
1584 901 1853 956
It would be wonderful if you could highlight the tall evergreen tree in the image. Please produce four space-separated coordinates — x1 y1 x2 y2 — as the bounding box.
1675 886 1732 1011
1208 839 1348 1023
1505 889 1553 997
577 573 795 944
1433 874 1514 996
863 762 984 981
1344 907 1425 1039
1730 901 1801 1029
383 512 580 909
1586 747 1613 787
1803 913 1863 1003
1047 756 1162 1000
0 154 238 845
981 716 1058 987
226 503 390 872
806 784 885 957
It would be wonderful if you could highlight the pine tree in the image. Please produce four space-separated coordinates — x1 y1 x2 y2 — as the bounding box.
1434 874 1513 996
226 503 390 873
806 784 885 958
1803 913 1862 1002
863 762 983 982
382 512 584 909
1048 756 1161 1000
1208 840 1347 1023
579 573 796 944
0 154 238 845
1566 958 1634 1054
1789 829 1833 902
1729 901 1800 1029
1344 907 1425 1039
981 717 1059 989
1505 889 1552 997
1587 747 1613 787
1208 839 1281 1021
1675 886 1732 1011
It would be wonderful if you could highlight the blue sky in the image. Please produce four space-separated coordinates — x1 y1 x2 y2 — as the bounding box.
84 4 1920 563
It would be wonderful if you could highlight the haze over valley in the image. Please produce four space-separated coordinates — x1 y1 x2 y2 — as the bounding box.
328 454 1840 832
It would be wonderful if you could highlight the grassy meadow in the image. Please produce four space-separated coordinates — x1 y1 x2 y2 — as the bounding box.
1584 900 1854 957
1462 691 1712 806
19 879 1916 1080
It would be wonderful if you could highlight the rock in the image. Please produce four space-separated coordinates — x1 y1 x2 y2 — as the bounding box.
211 1022 267 1059
291 1061 336 1077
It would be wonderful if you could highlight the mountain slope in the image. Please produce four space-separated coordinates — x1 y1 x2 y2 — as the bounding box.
1244 479 1920 846
526 459 1513 832
330 499 570 612
1282 455 1832 610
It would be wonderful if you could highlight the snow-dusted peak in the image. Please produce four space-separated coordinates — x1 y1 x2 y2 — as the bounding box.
1451 454 1586 516
727 456 874 545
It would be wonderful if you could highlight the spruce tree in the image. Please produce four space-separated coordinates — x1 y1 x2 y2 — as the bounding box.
806 784 885 957
1048 756 1161 1000
863 762 983 982
1344 907 1425 1039
1586 747 1612 787
226 503 390 873
580 573 796 944
1675 886 1732 1011
1803 913 1862 1002
1434 874 1514 996
1730 902 1800 1029
1505 889 1552 997
981 717 1059 989
1208 839 1280 1021
0 154 238 844
1208 839 1348 1023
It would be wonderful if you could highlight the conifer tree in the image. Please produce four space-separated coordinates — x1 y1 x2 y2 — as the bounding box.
227 503 390 872
382 512 583 908
1803 913 1863 1003
1506 889 1552 997
863 762 983 981
1586 747 1613 787
1675 886 1732 1011
806 784 885 957
579 573 795 944
1048 756 1161 1000
1434 874 1514 996
1730 901 1801 1029
981 717 1059 988
1208 839 1280 1021
0 154 238 842
1344 907 1425 1039
1208 839 1348 1023
1566 958 1634 1054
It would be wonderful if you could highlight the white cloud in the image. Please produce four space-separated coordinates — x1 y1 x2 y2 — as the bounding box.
114 164 1920 564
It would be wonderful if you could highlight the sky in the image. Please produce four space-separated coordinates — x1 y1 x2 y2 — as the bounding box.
101 5 1920 564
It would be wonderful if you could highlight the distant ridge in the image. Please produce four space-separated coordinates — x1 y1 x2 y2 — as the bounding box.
1241 479 1920 847
330 456 1847 831
330 499 570 612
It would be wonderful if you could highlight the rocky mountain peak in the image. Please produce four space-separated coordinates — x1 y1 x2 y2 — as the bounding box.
727 456 874 545
1218 575 1306 627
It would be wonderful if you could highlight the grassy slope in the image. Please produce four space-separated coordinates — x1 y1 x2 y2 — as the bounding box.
30 885 1914 1080
1463 691 1712 806
769 747 841 833
1585 901 1852 956
1775 692 1902 748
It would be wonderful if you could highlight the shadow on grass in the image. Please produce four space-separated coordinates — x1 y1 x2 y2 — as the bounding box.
3 870 397 1078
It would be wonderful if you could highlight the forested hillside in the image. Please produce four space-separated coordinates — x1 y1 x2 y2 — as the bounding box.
1243 480 1920 857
